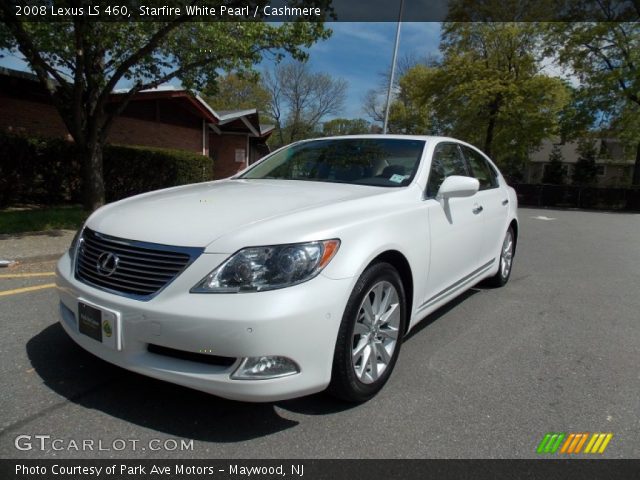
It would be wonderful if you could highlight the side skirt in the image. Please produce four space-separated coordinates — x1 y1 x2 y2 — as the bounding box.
414 258 496 316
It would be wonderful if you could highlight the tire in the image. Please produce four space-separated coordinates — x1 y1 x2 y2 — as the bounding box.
485 226 515 288
328 262 407 402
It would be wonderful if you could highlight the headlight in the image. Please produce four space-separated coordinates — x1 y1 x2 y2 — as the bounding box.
68 227 84 264
191 239 340 293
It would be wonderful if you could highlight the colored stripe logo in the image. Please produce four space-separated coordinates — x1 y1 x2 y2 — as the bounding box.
537 433 613 454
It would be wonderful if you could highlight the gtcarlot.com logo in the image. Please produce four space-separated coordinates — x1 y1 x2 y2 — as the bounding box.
14 435 194 452
536 432 613 455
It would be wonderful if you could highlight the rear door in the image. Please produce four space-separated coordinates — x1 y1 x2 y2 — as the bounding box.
460 145 508 265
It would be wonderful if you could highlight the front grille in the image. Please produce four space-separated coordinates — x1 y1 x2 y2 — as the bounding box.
75 228 203 300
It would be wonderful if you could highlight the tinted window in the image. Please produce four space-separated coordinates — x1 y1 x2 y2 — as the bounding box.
426 143 468 198
462 146 498 190
241 138 426 188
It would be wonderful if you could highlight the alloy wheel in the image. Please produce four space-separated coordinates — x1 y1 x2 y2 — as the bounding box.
500 230 514 279
351 281 401 384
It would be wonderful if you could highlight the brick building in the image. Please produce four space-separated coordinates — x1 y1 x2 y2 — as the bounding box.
0 67 273 179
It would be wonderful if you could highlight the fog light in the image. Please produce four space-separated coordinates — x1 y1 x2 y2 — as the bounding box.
231 356 300 380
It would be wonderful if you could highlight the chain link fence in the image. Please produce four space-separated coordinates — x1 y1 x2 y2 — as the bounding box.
513 184 640 212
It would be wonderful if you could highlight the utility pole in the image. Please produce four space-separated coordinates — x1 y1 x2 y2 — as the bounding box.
382 0 404 134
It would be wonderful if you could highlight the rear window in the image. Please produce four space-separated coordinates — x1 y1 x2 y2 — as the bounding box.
462 146 498 190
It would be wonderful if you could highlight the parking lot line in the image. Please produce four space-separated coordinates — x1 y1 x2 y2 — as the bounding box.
0 272 56 279
0 283 56 297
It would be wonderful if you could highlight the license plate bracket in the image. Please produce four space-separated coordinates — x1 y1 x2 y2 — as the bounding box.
78 300 121 350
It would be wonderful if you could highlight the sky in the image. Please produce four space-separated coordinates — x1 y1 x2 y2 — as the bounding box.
289 22 442 119
0 22 442 122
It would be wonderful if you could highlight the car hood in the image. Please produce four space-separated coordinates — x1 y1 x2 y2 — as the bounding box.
87 179 389 248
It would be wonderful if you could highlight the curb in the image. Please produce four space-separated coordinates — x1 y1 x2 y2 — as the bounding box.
0 229 72 266
0 229 75 240
15 253 63 264
0 253 63 267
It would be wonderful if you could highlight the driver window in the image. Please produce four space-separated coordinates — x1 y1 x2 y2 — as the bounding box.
426 143 468 198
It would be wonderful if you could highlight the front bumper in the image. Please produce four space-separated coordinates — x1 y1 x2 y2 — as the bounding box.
55 251 353 402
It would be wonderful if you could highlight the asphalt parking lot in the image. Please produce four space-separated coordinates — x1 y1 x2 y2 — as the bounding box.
0 207 638 459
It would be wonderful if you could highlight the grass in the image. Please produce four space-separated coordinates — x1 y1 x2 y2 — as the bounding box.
0 206 88 235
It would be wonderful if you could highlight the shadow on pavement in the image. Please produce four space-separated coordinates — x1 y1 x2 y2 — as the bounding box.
26 323 306 443
26 288 480 441
404 288 480 342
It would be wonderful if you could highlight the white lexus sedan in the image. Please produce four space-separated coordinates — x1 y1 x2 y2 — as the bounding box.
56 135 518 402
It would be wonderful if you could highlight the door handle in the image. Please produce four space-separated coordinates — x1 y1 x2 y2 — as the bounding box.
472 205 483 215
501 199 509 206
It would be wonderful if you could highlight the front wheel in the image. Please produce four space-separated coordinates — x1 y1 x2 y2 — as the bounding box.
485 226 515 288
328 262 407 402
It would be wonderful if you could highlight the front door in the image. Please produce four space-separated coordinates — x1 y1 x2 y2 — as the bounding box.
420 142 486 310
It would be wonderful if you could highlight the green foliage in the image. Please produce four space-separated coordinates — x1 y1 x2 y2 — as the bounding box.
542 145 567 184
0 207 88 234
363 56 434 134
0 132 212 207
556 87 597 142
413 22 569 179
387 66 433 134
202 72 272 116
0 133 79 207
0 11 331 95
322 118 370 136
572 140 598 186
0 6 331 208
544 17 640 183
103 145 212 202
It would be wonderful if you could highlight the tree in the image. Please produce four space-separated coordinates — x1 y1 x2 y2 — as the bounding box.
414 22 569 180
263 61 347 147
201 72 271 114
542 144 567 184
545 6 640 184
0 4 330 210
322 118 370 136
572 139 598 185
556 86 598 143
363 54 433 134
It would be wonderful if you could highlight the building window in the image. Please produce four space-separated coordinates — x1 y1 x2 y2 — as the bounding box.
234 148 246 163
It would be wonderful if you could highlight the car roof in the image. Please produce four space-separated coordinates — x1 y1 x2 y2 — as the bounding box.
299 134 465 144
298 134 484 152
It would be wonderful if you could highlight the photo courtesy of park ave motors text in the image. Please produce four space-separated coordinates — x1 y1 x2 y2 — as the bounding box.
0 0 639 471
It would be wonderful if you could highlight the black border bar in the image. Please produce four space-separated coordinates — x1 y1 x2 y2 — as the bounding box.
3 459 640 480
4 0 640 22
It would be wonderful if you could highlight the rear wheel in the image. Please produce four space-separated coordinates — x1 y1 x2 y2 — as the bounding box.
485 226 515 287
329 262 406 402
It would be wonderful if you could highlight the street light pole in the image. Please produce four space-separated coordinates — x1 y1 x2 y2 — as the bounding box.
382 0 404 134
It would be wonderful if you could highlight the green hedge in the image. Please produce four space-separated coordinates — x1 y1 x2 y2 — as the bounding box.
0 132 213 207
103 145 212 202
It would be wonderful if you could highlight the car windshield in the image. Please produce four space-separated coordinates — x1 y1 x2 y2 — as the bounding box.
239 138 426 187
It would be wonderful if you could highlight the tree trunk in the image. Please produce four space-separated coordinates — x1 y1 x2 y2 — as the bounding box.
484 95 501 158
484 115 496 158
633 140 640 186
79 140 106 211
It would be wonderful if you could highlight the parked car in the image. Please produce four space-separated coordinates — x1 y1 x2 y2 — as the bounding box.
56 135 518 402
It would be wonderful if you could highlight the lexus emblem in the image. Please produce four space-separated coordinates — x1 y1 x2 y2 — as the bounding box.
96 252 119 277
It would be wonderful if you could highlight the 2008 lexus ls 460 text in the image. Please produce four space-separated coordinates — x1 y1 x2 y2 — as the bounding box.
55 135 518 402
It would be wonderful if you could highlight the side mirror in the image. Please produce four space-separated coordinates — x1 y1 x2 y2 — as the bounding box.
437 175 479 198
